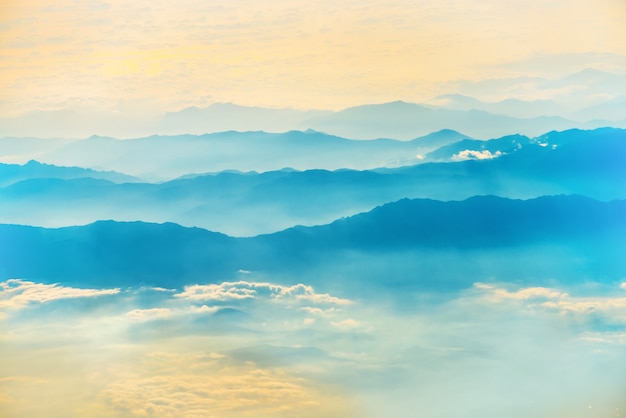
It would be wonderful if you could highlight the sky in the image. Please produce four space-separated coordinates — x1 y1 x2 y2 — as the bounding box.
1 0 626 118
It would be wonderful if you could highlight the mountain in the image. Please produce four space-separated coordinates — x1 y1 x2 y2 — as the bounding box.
449 68 626 118
0 160 137 187
425 134 532 161
158 103 331 135
428 94 563 119
299 100 604 140
2 68 624 139
1 196 624 291
1 130 471 179
1 128 623 236
573 96 626 122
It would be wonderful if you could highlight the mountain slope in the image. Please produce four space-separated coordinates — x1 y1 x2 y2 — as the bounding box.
0 160 137 187
299 101 607 140
17 130 469 178
1 128 623 235
1 196 624 290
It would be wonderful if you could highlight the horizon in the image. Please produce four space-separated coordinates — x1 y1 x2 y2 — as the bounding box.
2 2 626 417
2 0 625 119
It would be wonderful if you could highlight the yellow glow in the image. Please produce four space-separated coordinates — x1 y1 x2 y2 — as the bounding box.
0 0 625 116
0 341 358 418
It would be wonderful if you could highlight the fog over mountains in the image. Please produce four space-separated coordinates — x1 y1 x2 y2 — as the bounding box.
1 128 624 235
1 68 625 139
2 104 626 418
2 195 624 292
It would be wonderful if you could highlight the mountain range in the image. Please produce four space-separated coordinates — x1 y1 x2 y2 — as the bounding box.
1 195 624 295
1 69 624 139
0 129 471 179
1 128 623 235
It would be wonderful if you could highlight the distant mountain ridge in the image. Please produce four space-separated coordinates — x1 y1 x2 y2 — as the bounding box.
0 129 472 178
298 100 602 139
1 195 624 290
1 68 624 139
1 128 624 235
0 160 137 187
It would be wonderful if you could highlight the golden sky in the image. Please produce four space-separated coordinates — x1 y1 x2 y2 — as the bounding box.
1 0 625 115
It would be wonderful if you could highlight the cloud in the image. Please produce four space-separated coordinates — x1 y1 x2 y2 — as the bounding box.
3 278 626 417
295 293 353 306
452 149 502 161
98 351 350 418
125 308 172 321
0 279 120 310
474 282 626 324
174 281 352 305
474 282 567 301
174 282 257 301
300 306 338 316
330 318 364 329
540 297 626 316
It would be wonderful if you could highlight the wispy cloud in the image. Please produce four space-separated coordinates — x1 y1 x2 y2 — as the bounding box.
3 279 626 417
474 282 626 324
0 279 120 310
125 308 172 321
474 282 567 300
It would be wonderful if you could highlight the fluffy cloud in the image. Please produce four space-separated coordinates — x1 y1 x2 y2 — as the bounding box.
3 278 626 418
0 279 120 310
452 149 502 161
174 281 352 305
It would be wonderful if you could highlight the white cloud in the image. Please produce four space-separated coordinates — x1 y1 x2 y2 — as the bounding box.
452 149 502 161
190 305 219 314
174 281 352 305
300 307 338 316
474 282 567 301
0 279 120 310
620 282 626 290
295 293 352 306
125 308 172 321
148 287 175 293
474 282 626 323
174 282 256 301
330 318 365 330
540 298 626 315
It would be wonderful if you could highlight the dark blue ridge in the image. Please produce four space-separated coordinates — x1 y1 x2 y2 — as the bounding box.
1 195 624 288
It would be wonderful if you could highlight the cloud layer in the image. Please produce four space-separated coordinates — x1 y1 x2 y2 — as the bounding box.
1 277 625 417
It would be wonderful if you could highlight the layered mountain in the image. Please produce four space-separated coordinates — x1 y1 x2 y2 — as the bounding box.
0 160 137 187
0 129 471 179
2 69 624 139
298 100 616 140
1 128 623 235
1 196 624 292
